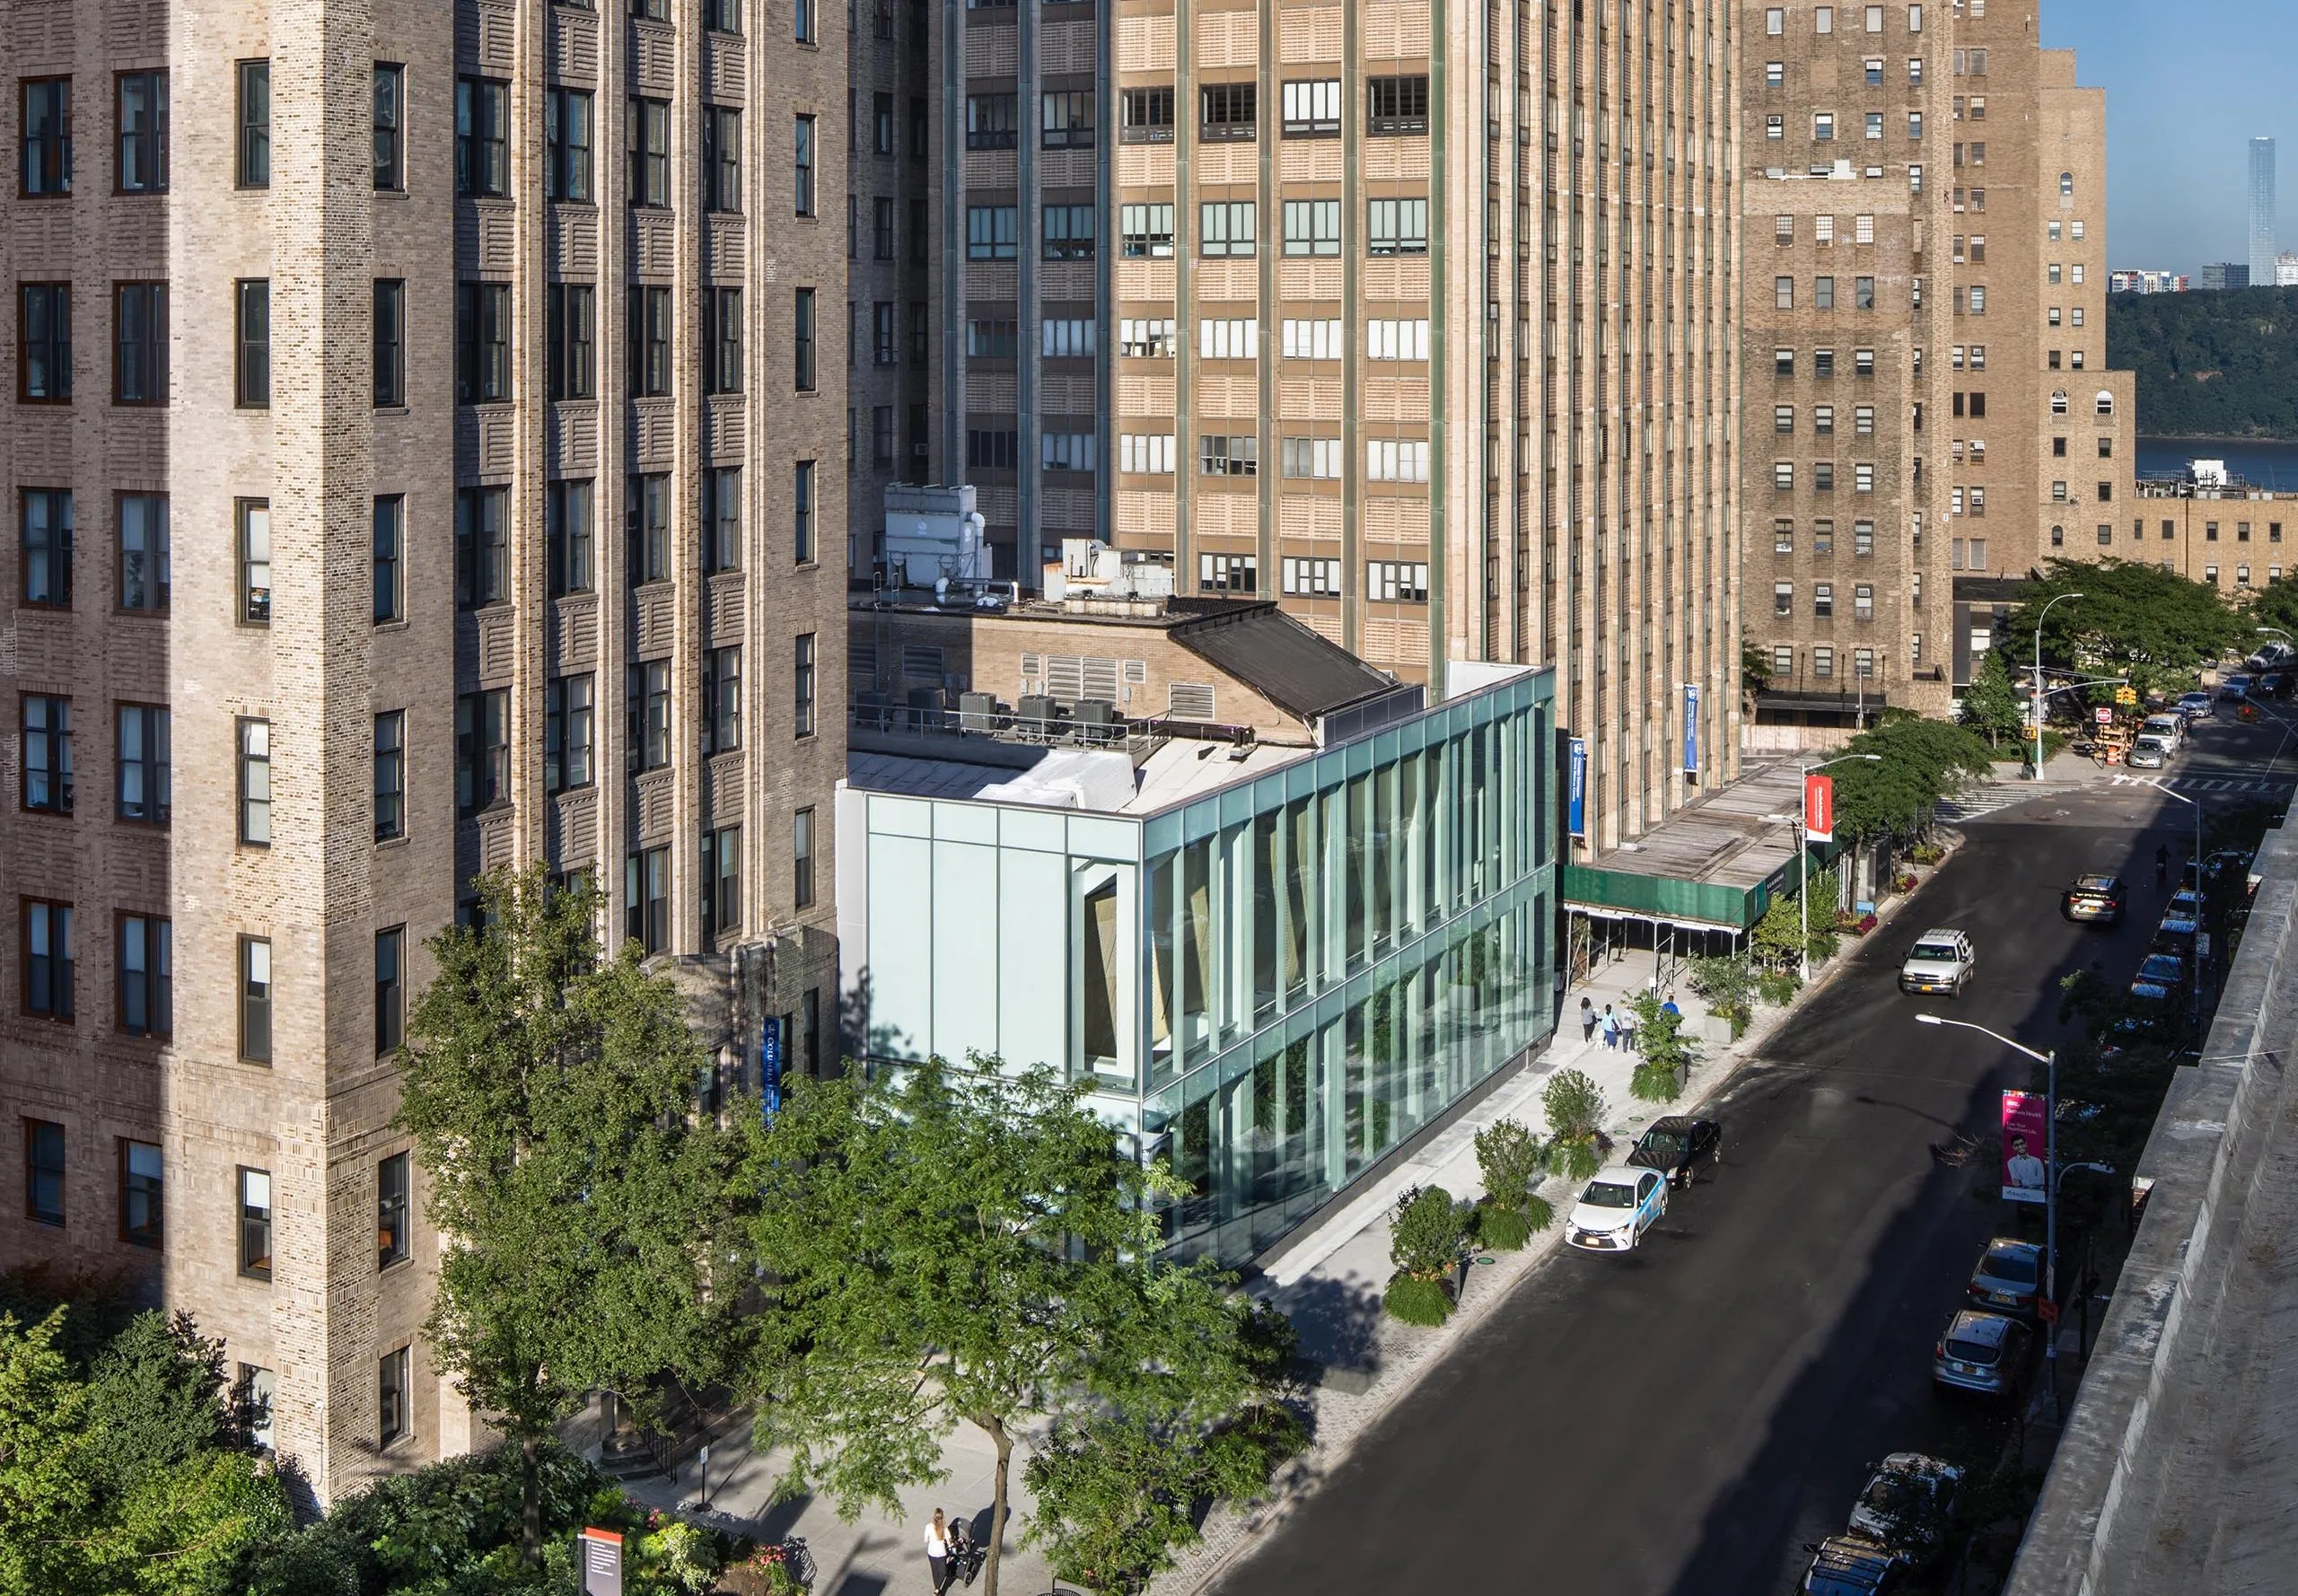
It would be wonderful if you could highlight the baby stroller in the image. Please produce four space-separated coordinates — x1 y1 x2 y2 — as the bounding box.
945 1514 987 1588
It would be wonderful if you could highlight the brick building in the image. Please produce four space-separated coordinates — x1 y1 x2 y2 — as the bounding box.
0 0 844 1501
1741 0 2132 737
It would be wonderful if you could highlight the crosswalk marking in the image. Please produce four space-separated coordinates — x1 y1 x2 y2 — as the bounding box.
1936 786 2037 821
2111 773 2297 795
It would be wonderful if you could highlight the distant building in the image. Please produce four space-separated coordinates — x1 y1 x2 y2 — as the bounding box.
2202 262 2253 291
2109 269 2191 294
2279 251 2298 287
2252 138 2278 284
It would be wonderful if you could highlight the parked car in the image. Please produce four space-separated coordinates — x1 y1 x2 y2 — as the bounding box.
1933 1309 2033 1398
2141 713 2185 748
1626 1116 1723 1189
2131 951 2188 1003
2178 690 2214 720
2127 735 2171 769
1966 1238 2044 1317
2152 911 2198 962
2255 672 2290 700
2060 873 2126 925
1800 1535 1910 1595
1899 929 1976 997
1848 1453 1966 1553
1564 1166 1669 1254
2221 674 2254 701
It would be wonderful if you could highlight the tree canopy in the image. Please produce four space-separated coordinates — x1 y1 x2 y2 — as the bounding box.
2009 558 2241 698
740 1057 1297 1596
397 866 750 1565
1827 715 1995 842
2109 285 2298 439
1959 646 2027 750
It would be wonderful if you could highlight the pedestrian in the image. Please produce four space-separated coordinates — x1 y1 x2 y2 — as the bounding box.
1661 991 1681 1019
925 1509 952 1593
1618 1013 1638 1054
1579 995 1597 1043
1601 1004 1619 1049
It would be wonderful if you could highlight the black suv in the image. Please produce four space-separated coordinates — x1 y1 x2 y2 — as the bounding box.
1627 1116 1723 1189
2060 873 2126 925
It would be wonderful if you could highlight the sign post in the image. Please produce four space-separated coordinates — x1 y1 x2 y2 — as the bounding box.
1567 737 1588 841
760 1015 785 1127
1999 1090 2048 1205
577 1528 624 1596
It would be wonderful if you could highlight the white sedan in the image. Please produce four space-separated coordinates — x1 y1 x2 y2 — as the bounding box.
1565 1166 1669 1253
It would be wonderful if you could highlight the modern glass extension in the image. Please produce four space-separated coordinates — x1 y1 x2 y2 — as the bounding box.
840 663 1557 1265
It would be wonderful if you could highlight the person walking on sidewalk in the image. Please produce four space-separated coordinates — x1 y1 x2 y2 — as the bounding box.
1579 995 1598 1043
1600 1004 1619 1049
1661 991 1681 1019
924 1509 953 1593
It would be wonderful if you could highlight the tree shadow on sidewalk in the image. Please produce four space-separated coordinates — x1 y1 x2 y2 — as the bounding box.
1267 1274 1385 1399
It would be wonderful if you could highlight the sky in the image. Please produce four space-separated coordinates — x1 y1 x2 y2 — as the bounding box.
2045 0 2298 276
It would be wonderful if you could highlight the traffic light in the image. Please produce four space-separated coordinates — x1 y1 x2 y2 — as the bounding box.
2114 685 2138 706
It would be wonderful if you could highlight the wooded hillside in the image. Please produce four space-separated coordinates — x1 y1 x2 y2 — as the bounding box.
2109 285 2298 438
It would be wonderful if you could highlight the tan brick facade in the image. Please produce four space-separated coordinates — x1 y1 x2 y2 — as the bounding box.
0 0 844 1502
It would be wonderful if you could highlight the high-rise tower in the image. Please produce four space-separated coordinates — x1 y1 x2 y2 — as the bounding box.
2250 136 2276 286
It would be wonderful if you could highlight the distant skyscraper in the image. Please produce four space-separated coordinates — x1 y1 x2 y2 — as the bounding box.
2250 137 2277 283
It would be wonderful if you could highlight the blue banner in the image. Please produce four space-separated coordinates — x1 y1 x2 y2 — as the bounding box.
1683 683 1700 773
760 1016 785 1126
1567 737 1588 839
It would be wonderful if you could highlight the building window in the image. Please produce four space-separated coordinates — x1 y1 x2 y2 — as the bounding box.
1279 437 1340 479
19 489 70 609
1366 75 1428 135
1365 439 1430 482
793 460 817 563
372 64 405 190
1120 203 1174 258
626 845 671 953
794 634 817 737
701 825 741 942
233 60 271 189
873 197 897 259
547 87 594 202
1283 198 1342 257
1042 205 1095 259
116 703 168 825
967 205 1018 259
25 1121 66 1225
373 711 405 841
545 674 595 792
1198 553 1258 592
625 285 671 397
873 92 895 153
118 1140 162 1247
794 807 816 908
1774 581 1794 616
704 287 744 393
1042 318 1095 359
627 661 671 772
789 112 815 215
117 71 168 192
456 283 512 403
1282 557 1344 597
623 473 668 584
1366 561 1430 602
1199 434 1258 477
794 288 817 390
379 1347 411 1447
372 277 407 407
371 495 404 624
1120 87 1174 143
699 467 741 574
1123 318 1180 357
238 1169 272 1276
239 937 272 1062
1040 430 1093 472
374 928 404 1056
22 696 71 816
377 1152 409 1269
967 429 1019 469
1121 434 1176 474
113 282 168 405
22 900 73 1022
794 0 813 38
455 487 508 608
1200 82 1257 141
118 916 171 1039
1042 89 1095 148
21 78 71 195
236 718 271 845
538 284 592 399
18 283 71 403
456 689 511 811
629 97 671 206
232 498 270 623
704 646 742 753
1197 319 1257 360
967 92 1017 149
1367 197 1428 256
1282 79 1341 137
233 279 270 408
1200 201 1256 257
455 76 507 195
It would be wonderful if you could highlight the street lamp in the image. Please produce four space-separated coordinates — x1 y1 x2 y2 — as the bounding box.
2031 592 2084 781
1915 1013 2068 1412
1794 753 1882 985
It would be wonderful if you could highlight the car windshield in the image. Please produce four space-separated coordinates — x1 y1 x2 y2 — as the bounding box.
1582 1181 1636 1208
1984 1250 2039 1286
2074 877 2116 894
1640 1133 1687 1157
1944 1335 2001 1364
1910 942 1959 962
2139 956 2184 981
1860 1476 1917 1515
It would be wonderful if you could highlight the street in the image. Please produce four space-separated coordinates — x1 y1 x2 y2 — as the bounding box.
1210 709 2295 1596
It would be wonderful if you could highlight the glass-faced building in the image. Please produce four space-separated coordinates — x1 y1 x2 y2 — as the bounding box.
838 592 1557 1265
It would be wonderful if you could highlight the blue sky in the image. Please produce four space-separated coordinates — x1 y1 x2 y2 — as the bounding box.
2046 0 2298 274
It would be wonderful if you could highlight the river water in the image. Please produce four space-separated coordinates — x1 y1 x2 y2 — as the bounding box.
2136 436 2298 489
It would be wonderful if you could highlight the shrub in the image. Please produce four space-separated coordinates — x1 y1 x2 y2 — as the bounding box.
1855 912 1880 934
1630 1059 1684 1103
1382 1275 1454 1327
1389 1184 1465 1282
1895 873 1920 893
1472 1118 1548 1215
1757 969 1801 1006
1687 955 1758 1038
1540 1068 1612 1182
1474 1204 1533 1250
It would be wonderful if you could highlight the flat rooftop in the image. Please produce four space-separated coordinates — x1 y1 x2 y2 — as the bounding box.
848 737 1317 819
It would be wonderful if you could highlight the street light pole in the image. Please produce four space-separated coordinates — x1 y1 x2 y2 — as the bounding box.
1913 1013 2064 1409
1798 753 1882 985
2032 592 2085 782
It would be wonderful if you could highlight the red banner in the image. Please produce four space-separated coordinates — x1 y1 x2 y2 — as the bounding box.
2001 1090 2048 1205
1804 774 1836 844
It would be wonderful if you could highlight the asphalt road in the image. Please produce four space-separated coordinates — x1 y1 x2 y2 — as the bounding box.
1212 710 2296 1596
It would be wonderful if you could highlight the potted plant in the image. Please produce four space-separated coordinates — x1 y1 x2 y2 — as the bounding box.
1470 1118 1556 1250
1384 1184 1468 1326
1540 1068 1613 1182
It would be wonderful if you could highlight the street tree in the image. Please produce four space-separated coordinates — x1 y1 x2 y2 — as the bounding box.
1829 714 1995 842
740 1057 1294 1596
2250 572 2298 640
1626 990 1696 1101
1959 646 2027 750
2012 558 2239 698
398 866 749 1566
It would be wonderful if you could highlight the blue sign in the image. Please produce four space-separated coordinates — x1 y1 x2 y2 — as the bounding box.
760 1016 785 1126
1682 684 1700 773
1567 737 1588 839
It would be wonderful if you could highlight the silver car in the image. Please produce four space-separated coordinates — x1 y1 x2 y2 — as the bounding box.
1933 1309 2031 1398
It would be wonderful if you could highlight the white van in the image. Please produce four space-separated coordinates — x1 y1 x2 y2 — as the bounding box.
2141 714 2184 749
